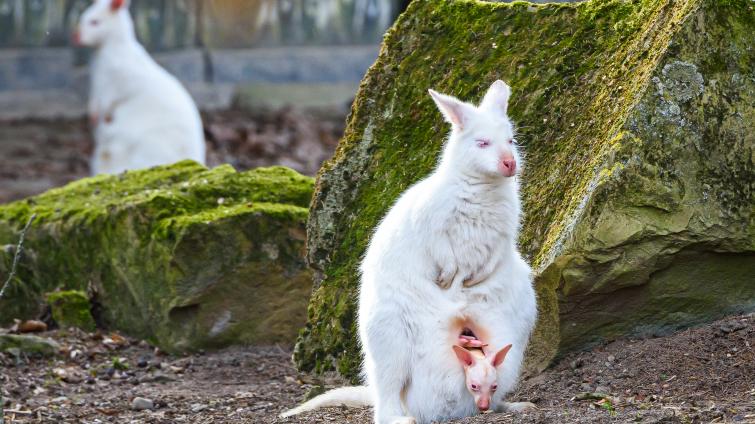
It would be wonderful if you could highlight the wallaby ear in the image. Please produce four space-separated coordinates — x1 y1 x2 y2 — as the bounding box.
453 345 475 367
428 89 474 130
491 344 513 368
479 80 511 117
111 0 128 11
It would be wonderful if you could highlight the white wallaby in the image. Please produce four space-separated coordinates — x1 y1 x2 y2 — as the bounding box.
281 332 514 419
76 0 206 175
281 81 537 424
453 340 512 412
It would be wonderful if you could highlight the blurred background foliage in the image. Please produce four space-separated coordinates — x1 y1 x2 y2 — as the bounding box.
0 0 409 50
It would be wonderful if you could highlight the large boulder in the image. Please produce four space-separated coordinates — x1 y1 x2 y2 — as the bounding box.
294 0 754 379
0 161 314 352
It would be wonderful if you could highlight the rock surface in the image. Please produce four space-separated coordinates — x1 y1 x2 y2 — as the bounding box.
130 397 155 411
0 161 314 352
294 0 755 379
0 333 59 356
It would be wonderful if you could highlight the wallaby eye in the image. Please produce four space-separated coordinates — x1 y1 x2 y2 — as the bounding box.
90 19 100 26
475 139 491 148
471 384 480 391
491 384 498 391
508 138 514 144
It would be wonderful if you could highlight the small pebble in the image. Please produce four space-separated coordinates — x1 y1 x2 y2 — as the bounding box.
131 397 154 411
595 385 610 394
191 403 208 413
607 355 616 362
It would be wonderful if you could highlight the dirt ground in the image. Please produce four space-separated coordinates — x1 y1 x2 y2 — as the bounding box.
1 313 752 424
0 108 343 204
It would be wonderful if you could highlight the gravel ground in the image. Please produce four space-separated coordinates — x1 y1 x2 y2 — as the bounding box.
0 108 344 204
2 313 753 423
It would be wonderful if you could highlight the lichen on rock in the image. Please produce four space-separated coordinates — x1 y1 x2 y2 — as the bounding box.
295 0 754 380
0 161 315 352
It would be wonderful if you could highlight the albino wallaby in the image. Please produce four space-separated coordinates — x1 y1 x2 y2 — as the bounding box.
280 330 516 419
452 341 512 412
76 0 205 175
283 81 537 424
357 80 537 424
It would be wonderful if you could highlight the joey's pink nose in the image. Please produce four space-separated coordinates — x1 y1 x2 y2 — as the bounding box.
478 399 490 411
72 30 81 46
498 158 517 177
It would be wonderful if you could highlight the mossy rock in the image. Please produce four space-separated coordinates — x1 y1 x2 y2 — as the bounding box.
46 290 96 332
0 334 59 357
0 161 315 352
294 0 755 380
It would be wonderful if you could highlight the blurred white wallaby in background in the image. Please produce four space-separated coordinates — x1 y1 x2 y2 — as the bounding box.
76 0 206 175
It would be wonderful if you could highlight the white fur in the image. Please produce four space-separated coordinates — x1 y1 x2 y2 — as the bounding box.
280 81 537 424
359 81 537 424
78 0 205 175
279 386 372 417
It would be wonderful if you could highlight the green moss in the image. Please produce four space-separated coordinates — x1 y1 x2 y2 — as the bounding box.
46 290 96 332
0 334 59 356
0 162 315 352
296 0 754 379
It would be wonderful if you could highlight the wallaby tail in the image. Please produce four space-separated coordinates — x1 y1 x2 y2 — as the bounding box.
279 385 372 418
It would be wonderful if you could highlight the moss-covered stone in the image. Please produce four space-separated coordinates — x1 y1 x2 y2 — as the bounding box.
0 161 315 352
0 334 59 356
46 290 96 332
294 0 755 380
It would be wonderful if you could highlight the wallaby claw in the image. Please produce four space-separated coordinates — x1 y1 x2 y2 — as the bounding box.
500 401 537 413
390 418 417 424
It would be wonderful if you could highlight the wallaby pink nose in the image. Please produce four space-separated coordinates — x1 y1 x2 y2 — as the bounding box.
498 158 517 177
478 399 490 411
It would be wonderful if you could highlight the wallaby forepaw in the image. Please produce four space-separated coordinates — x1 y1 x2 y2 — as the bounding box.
435 277 452 289
501 401 537 413
435 267 456 289
462 274 483 287
458 335 485 348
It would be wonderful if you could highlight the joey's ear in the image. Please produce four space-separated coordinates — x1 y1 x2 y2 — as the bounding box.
479 80 511 117
111 0 129 11
490 344 512 368
428 89 474 130
453 345 475 367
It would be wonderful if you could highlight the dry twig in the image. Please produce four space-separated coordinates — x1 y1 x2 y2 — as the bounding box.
0 214 36 300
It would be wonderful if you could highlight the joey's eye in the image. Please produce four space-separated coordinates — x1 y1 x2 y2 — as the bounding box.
90 19 99 26
491 384 498 391
508 138 514 144
471 384 480 391
475 139 490 148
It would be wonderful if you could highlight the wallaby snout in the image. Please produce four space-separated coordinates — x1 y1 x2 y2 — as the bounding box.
498 155 517 177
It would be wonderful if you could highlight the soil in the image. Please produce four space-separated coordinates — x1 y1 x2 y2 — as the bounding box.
2 313 753 424
0 108 344 204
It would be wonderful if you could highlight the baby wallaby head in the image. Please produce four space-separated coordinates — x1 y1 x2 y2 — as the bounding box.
453 344 512 411
76 0 132 47
429 80 520 180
